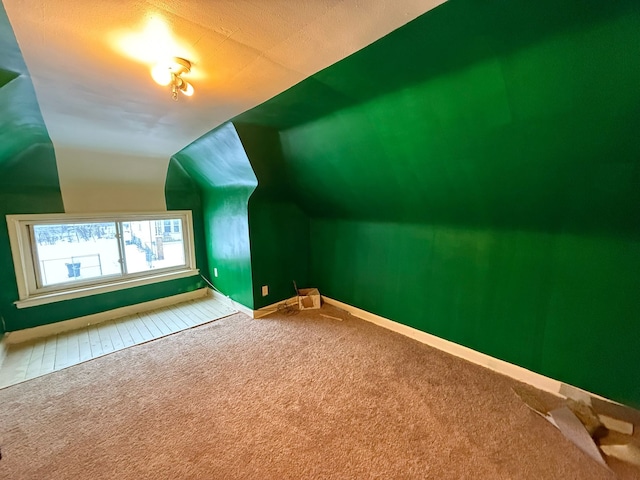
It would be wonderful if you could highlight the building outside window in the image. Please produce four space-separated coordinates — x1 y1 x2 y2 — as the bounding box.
6 211 197 308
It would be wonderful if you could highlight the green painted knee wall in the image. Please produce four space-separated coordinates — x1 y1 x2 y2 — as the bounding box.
310 220 640 408
233 0 640 407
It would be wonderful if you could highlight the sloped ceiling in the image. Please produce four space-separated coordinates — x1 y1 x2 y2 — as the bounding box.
232 0 640 235
2 0 445 158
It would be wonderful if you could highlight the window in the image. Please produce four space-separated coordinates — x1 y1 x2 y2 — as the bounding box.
6 211 198 308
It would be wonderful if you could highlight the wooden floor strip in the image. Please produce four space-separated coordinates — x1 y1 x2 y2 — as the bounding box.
190 301 217 320
160 307 192 329
87 325 104 358
77 330 93 363
113 318 136 348
168 306 192 329
199 298 231 317
154 308 182 332
66 332 81 367
105 321 126 351
137 312 164 338
40 335 58 375
178 302 208 323
0 295 238 388
121 315 147 344
54 333 70 369
95 323 115 354
130 315 154 342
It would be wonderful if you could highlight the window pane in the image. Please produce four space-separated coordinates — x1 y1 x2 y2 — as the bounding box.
124 219 185 274
33 223 121 287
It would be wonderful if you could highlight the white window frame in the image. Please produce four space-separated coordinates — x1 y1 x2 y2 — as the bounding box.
6 211 199 309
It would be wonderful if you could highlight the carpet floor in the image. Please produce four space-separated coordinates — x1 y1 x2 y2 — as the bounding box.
0 305 638 479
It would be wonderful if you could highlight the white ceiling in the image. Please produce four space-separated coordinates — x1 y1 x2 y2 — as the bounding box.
3 0 445 158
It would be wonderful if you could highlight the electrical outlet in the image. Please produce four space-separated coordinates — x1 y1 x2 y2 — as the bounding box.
261 285 269 296
214 268 218 277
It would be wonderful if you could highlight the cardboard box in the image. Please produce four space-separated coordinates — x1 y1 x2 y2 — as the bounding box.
298 288 321 310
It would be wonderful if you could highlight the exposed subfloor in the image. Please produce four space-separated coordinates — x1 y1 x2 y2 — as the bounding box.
0 294 237 389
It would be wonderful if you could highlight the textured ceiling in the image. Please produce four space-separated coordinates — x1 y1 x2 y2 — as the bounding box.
3 0 445 157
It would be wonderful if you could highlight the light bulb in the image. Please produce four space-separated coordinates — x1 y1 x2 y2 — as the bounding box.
181 81 194 96
151 64 172 86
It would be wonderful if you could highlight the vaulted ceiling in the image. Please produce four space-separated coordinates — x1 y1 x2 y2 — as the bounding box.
2 0 445 157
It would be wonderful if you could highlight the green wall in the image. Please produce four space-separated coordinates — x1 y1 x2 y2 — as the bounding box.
235 124 310 309
232 0 640 407
171 122 311 311
169 122 310 311
0 144 64 333
165 158 209 276
173 123 257 309
310 220 640 406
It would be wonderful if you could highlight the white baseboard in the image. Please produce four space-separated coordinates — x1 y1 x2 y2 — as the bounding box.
253 296 299 319
208 290 298 319
5 288 208 345
209 291 254 317
322 296 624 407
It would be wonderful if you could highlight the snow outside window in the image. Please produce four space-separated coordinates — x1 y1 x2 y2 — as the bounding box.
6 212 198 308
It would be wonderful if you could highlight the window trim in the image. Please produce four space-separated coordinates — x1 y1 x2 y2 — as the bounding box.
6 211 199 309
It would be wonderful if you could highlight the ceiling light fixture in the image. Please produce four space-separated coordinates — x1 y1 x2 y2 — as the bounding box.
151 57 194 100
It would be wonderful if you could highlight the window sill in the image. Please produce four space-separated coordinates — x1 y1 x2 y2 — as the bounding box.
14 268 200 309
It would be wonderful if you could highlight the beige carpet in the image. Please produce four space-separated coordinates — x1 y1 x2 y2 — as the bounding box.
0 306 638 479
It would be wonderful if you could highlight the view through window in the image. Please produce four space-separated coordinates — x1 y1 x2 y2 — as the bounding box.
32 219 186 288
7 211 196 307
